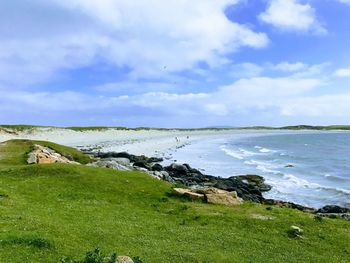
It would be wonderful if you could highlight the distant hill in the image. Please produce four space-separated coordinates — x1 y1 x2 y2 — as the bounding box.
1 124 350 132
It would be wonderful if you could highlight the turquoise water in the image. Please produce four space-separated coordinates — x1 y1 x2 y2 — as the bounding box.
168 131 350 209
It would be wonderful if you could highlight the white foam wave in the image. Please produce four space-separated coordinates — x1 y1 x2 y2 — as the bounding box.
220 145 256 160
316 186 350 196
282 174 321 189
254 145 276 153
244 159 281 174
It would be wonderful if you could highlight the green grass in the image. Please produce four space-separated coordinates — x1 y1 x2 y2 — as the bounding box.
0 140 92 165
0 125 51 131
0 140 350 262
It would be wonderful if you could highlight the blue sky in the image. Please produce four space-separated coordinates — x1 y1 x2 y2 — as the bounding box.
1 0 350 128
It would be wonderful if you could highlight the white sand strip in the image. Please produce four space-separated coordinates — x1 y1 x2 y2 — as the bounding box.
0 128 234 156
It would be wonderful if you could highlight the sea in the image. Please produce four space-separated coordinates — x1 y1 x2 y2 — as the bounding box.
167 131 350 209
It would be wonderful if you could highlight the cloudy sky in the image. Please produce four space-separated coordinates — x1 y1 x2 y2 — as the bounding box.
1 0 350 127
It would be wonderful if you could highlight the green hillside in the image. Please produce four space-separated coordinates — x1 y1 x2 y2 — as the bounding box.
0 140 349 262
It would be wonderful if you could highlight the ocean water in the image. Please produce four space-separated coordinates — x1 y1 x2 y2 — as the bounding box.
167 131 350 209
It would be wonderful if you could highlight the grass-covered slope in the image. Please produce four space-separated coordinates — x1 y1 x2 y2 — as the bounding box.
0 139 92 166
0 140 349 262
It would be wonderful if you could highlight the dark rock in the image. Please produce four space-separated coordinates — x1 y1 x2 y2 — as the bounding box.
151 163 163 171
165 163 189 175
147 157 164 163
161 171 175 183
263 199 316 213
317 205 350 214
232 175 272 192
133 161 150 170
285 164 294 168
96 152 163 164
96 151 131 159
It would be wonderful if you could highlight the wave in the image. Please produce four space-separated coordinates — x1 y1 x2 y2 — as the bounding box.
282 174 321 189
266 173 350 198
315 186 350 197
254 145 276 153
220 145 256 160
244 159 281 174
323 173 349 182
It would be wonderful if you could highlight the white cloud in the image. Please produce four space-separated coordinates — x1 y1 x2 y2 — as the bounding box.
271 62 307 72
0 0 269 86
259 0 326 34
334 68 350 77
281 93 350 117
0 75 323 121
338 0 350 4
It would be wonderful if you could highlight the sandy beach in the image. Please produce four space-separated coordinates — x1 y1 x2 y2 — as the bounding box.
0 127 232 157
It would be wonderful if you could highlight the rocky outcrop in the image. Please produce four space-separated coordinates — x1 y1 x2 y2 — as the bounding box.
89 151 268 202
317 205 350 214
315 205 350 220
87 151 350 215
232 175 272 192
263 199 316 213
172 187 242 206
87 158 131 171
27 145 79 165
95 151 163 164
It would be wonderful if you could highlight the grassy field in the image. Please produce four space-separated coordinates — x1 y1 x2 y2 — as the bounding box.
0 140 349 262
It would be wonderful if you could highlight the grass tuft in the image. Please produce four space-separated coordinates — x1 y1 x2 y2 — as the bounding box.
0 235 53 249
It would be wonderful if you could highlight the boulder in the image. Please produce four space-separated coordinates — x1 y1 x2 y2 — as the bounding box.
147 157 164 163
37 152 58 164
205 188 243 206
166 163 188 174
317 205 350 214
151 163 163 171
97 151 131 159
232 175 272 192
116 256 134 263
27 152 37 164
161 171 175 183
26 144 79 165
133 161 150 170
88 160 130 171
196 187 231 195
147 171 163 180
172 188 205 201
112 157 131 166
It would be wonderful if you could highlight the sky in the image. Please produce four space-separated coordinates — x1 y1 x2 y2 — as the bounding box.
0 0 350 128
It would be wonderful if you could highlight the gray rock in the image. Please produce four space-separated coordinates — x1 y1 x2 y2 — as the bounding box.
161 171 175 183
27 152 37 164
147 171 163 180
111 157 131 166
90 160 130 171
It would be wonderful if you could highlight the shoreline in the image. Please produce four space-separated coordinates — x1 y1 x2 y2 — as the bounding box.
1 127 350 210
83 148 350 217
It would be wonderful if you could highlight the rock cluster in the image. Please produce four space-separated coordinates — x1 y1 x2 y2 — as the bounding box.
88 151 269 203
85 150 350 216
315 205 350 220
27 145 79 165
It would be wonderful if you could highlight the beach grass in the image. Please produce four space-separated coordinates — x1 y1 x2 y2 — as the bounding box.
0 140 349 262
